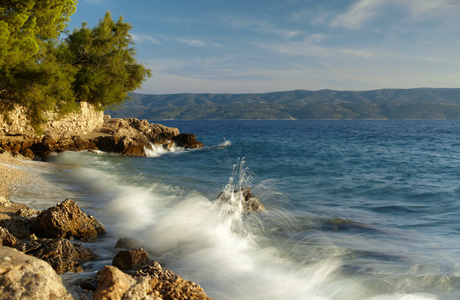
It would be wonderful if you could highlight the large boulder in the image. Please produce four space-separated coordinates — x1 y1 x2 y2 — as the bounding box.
0 246 74 300
112 248 152 272
35 199 106 242
94 264 212 300
135 263 212 300
23 238 97 274
94 266 137 300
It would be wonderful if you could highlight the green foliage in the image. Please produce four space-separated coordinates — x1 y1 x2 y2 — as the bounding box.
65 12 151 110
0 0 78 131
1 4 150 132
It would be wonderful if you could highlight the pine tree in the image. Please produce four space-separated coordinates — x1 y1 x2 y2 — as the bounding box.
65 12 151 110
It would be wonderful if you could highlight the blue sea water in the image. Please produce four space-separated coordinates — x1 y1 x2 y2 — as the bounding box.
13 120 460 299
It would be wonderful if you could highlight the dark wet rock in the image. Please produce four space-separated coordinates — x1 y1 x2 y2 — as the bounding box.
0 246 74 299
23 238 97 274
217 187 265 213
78 275 100 292
172 133 204 149
0 215 33 239
112 248 153 272
35 198 106 242
115 237 145 250
0 226 19 247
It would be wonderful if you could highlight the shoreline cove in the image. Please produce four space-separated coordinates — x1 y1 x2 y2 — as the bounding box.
0 151 213 299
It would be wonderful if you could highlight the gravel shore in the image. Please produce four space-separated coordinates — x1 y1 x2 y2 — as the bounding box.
0 153 33 220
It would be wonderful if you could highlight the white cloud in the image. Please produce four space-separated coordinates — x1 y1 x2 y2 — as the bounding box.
330 0 460 30
130 33 161 45
179 39 207 47
330 0 386 29
223 17 302 38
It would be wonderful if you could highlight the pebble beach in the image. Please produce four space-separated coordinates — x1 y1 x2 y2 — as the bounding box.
0 153 33 219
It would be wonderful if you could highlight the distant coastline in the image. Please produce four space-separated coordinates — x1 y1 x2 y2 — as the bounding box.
107 88 460 120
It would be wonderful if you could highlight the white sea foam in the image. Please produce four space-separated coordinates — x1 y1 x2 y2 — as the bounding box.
218 139 232 148
144 142 185 157
21 152 449 300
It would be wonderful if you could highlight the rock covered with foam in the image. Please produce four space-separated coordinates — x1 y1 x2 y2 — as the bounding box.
217 187 265 213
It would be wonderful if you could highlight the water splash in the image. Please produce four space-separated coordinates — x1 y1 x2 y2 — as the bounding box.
144 142 185 157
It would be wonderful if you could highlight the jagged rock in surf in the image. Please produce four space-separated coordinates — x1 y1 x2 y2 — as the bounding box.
0 246 74 299
217 187 265 213
20 238 97 274
172 132 204 149
115 237 145 250
112 248 153 272
35 198 106 242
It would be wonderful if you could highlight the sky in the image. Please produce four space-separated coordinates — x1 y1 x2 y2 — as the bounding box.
67 0 460 94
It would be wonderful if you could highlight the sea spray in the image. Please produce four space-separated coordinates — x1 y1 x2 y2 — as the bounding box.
17 120 460 299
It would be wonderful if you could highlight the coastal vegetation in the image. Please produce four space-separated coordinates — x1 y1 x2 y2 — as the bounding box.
0 1 151 131
108 88 460 120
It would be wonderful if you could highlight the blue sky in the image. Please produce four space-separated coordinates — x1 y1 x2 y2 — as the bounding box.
67 0 460 94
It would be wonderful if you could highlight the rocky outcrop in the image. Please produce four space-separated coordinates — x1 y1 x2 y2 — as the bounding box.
0 102 103 139
173 133 204 149
0 246 74 300
22 238 97 274
35 199 106 242
94 263 212 300
112 248 152 272
217 187 265 213
0 116 203 158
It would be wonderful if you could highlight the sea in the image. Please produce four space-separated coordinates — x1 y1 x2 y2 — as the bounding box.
10 120 460 300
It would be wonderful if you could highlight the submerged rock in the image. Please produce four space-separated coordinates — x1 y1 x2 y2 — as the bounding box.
0 246 74 300
35 198 106 242
217 187 265 213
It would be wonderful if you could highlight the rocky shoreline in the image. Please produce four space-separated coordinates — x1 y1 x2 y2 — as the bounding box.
0 198 212 299
0 153 212 299
0 116 203 159
0 118 211 299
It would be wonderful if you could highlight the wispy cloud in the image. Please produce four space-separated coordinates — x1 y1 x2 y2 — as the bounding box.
223 17 301 38
130 33 161 45
330 0 460 30
178 39 207 48
330 0 386 30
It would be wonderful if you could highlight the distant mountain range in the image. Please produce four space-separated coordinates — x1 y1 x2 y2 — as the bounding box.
106 88 460 120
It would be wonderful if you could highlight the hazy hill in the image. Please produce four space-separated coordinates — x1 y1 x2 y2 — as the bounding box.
106 88 460 120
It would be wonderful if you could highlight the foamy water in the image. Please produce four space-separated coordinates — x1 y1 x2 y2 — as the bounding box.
10 120 460 300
